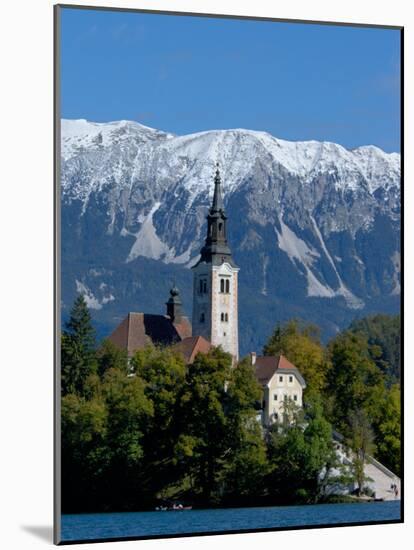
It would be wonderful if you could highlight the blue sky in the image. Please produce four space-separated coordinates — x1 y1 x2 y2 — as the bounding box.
60 7 401 152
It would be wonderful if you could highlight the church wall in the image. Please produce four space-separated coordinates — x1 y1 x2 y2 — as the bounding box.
211 263 239 360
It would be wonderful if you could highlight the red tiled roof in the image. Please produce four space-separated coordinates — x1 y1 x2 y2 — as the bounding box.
254 355 306 387
108 312 192 357
172 335 212 364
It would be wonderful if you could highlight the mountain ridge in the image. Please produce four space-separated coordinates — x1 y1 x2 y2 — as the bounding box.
60 118 401 355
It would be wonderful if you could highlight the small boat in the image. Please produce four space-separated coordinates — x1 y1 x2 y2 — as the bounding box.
155 502 192 511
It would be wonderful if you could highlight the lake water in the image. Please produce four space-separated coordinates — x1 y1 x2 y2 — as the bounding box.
61 501 401 542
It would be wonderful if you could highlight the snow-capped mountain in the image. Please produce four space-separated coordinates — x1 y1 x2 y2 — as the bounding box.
61 119 401 354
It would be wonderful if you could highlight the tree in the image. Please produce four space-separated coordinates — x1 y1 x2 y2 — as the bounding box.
264 320 328 394
220 358 269 502
266 397 336 504
346 409 376 496
61 294 97 396
326 331 384 435
99 367 154 510
130 345 187 495
96 339 129 378
349 314 400 382
371 383 401 475
176 347 232 504
61 391 109 512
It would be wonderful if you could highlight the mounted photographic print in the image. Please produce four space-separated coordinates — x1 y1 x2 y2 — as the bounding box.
54 4 403 544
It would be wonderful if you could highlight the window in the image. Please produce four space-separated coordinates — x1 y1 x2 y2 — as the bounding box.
279 375 283 382
273 394 278 401
223 332 227 337
200 312 205 323
220 278 230 294
221 313 224 322
219 222 223 232
289 375 293 383
225 313 228 322
199 278 207 294
293 394 298 402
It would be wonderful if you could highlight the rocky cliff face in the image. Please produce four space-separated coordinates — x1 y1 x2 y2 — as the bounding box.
61 119 401 355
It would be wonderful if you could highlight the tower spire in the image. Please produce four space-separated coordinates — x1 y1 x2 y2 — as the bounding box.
194 163 237 267
211 162 224 213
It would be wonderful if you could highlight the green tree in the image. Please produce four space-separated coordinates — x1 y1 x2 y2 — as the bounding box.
177 347 232 504
371 383 401 475
266 397 336 504
96 339 129 378
349 314 400 382
326 331 384 435
100 367 154 510
220 358 269 502
61 294 97 396
264 320 328 394
346 409 376 496
61 391 109 511
130 345 187 495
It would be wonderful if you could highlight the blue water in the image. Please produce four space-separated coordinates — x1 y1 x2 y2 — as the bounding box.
61 501 401 542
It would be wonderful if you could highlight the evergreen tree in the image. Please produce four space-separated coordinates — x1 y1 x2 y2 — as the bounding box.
61 294 97 396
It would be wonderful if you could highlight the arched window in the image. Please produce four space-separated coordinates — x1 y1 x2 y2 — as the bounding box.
220 278 225 293
219 222 223 233
225 279 230 293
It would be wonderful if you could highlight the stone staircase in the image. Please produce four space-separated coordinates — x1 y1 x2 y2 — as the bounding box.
327 432 401 500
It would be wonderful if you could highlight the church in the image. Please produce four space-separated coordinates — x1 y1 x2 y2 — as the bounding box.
108 164 305 420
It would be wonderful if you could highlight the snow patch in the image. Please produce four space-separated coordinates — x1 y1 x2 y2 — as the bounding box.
126 203 193 265
277 217 364 308
75 280 115 310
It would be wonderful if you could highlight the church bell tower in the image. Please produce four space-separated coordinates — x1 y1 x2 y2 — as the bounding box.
191 164 239 361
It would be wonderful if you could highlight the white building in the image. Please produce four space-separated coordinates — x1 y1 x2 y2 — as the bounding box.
192 165 239 361
251 353 307 426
